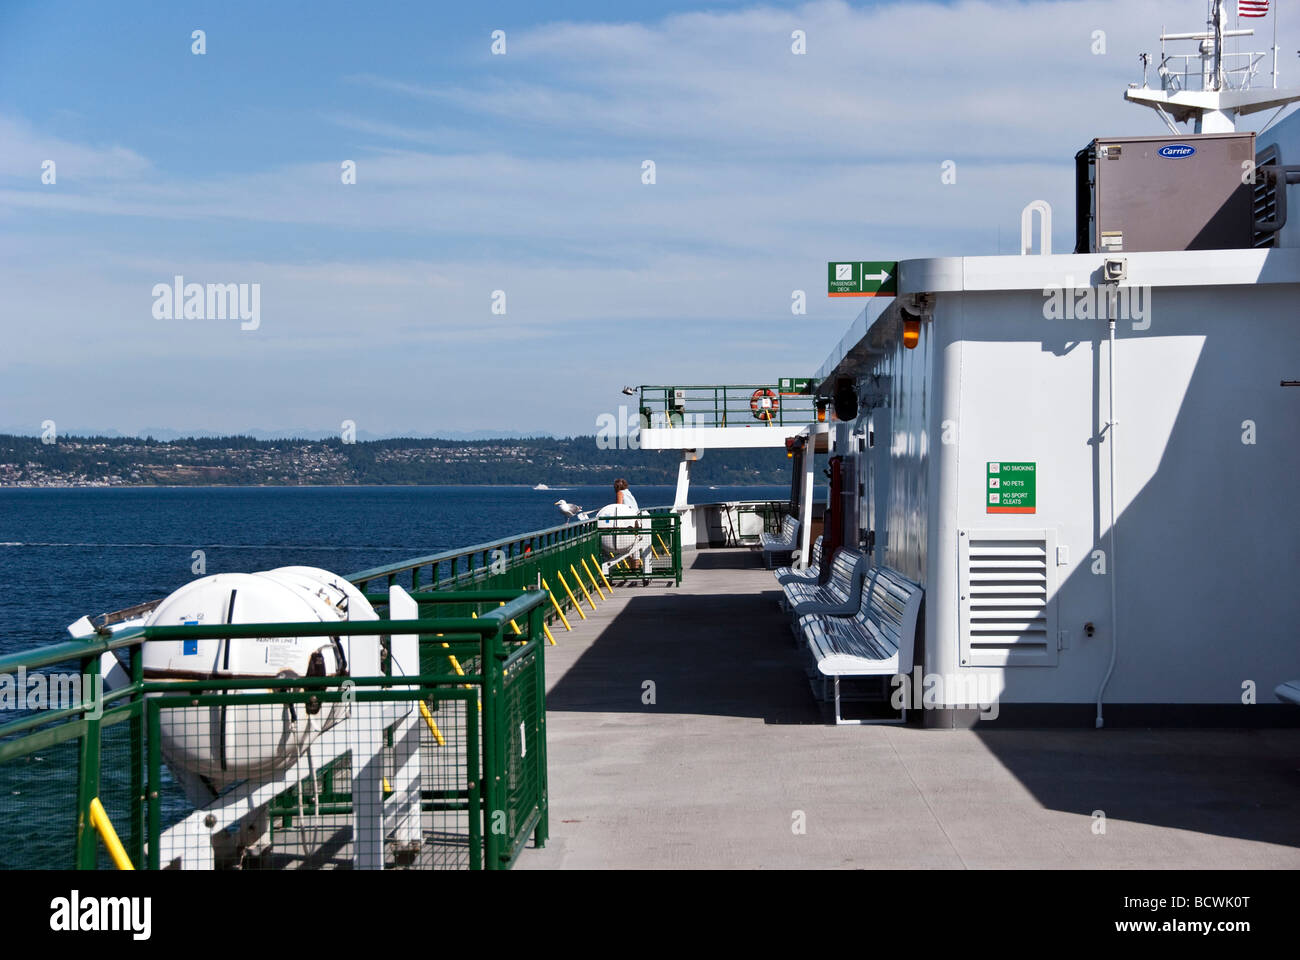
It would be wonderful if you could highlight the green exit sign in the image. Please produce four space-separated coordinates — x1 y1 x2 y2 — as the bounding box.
778 377 814 395
828 261 897 298
986 462 1036 514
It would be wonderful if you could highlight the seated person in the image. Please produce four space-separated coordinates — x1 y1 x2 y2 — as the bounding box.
614 477 638 512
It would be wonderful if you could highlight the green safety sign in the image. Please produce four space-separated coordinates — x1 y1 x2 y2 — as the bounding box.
986 462 1036 514
778 377 815 395
827 261 897 298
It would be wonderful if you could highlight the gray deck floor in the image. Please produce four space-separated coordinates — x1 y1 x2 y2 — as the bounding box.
519 548 1300 869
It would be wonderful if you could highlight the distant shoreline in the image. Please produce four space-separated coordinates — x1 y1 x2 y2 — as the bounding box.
0 482 787 491
0 434 792 487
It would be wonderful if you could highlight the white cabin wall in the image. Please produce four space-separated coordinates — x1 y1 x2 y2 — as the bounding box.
931 283 1300 705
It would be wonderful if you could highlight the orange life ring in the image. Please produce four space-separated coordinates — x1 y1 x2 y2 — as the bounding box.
750 388 779 421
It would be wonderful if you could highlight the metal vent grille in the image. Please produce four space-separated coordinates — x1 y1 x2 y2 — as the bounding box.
959 530 1058 667
1252 144 1280 248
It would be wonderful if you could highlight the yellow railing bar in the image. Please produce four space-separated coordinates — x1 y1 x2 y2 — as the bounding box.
441 640 465 676
464 616 486 712
88 797 133 871
419 700 447 746
591 553 614 593
555 571 586 620
656 533 670 555
570 564 597 611
541 578 572 630
580 557 607 600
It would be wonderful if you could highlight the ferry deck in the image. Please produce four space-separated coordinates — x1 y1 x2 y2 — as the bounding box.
520 545 1300 869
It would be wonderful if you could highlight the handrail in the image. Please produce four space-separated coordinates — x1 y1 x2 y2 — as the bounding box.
635 383 818 429
346 519 596 587
0 596 547 680
0 631 141 675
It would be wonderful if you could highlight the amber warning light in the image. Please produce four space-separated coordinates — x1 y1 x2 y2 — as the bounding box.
903 318 921 349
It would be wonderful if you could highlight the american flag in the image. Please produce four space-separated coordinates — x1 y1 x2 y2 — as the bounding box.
1239 0 1270 18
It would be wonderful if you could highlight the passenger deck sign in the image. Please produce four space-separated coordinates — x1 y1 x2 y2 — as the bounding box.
828 261 897 297
986 462 1036 514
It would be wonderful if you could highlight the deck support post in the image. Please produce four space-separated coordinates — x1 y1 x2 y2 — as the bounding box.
798 446 815 569
673 451 693 510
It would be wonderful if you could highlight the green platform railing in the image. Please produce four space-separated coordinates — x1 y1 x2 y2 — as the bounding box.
0 592 547 870
0 511 686 870
636 384 819 429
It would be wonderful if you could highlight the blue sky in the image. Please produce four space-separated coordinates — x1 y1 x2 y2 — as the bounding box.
2 0 1296 437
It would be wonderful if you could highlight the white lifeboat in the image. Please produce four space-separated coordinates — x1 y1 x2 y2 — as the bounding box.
142 566 378 786
596 502 649 556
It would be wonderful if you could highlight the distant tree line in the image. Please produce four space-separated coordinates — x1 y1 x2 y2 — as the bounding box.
0 434 797 486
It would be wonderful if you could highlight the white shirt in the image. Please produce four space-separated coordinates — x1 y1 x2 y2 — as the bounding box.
620 489 639 511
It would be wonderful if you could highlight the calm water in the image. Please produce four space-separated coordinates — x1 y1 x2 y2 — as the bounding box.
0 484 789 655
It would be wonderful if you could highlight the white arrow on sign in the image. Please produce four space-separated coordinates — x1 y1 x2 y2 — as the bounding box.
859 268 891 291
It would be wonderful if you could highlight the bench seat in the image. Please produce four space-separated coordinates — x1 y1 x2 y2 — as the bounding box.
783 549 866 615
795 567 923 724
759 515 800 569
774 536 823 584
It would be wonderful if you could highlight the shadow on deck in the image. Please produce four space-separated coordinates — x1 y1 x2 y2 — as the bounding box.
547 548 819 723
531 549 1300 865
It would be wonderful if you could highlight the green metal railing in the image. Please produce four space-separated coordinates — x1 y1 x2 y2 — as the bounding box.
0 511 686 870
0 592 547 870
603 509 683 585
349 512 683 619
637 384 819 429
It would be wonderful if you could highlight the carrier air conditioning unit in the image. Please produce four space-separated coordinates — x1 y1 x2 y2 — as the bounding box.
1074 132 1256 253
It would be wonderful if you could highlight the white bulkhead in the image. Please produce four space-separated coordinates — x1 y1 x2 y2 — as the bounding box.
819 249 1300 712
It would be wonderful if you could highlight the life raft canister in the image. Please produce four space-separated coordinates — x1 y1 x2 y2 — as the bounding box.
750 388 779 421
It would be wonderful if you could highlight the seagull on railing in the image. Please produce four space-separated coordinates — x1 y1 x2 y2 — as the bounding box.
555 499 591 522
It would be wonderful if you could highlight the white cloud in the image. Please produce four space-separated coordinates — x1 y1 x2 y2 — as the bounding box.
1 0 1296 433
0 115 151 181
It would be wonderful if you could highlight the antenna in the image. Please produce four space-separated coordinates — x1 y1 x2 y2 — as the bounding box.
1125 0 1300 132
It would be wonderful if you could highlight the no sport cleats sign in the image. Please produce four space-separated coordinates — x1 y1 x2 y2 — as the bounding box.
828 261 897 297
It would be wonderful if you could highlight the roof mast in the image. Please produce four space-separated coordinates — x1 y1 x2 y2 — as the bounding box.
1126 0 1300 133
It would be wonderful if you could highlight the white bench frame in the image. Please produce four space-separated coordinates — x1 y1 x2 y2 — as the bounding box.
760 515 800 569
783 550 869 617
774 536 823 585
796 567 923 725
